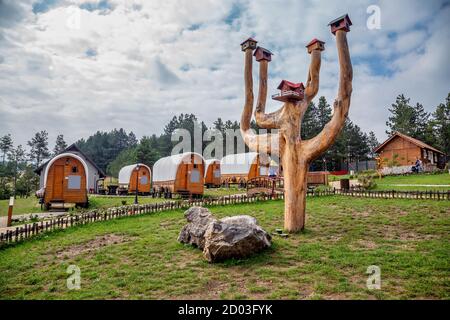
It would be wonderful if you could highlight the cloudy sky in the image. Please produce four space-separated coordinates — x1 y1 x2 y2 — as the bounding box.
0 0 449 148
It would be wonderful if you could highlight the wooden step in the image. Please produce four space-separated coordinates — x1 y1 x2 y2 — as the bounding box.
50 202 76 210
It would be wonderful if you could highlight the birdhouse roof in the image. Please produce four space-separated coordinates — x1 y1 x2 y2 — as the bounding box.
277 80 304 90
328 14 352 26
253 46 273 56
240 37 257 45
306 38 325 48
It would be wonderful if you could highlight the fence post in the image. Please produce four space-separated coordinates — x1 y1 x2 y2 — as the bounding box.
7 196 14 227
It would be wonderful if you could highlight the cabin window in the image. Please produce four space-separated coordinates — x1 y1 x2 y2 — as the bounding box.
140 176 148 185
68 175 81 189
71 166 78 173
190 169 200 183
214 170 220 178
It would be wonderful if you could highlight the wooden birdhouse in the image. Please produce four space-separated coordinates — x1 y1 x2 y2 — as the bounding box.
240 37 258 52
328 14 352 35
306 38 325 54
253 46 273 62
272 80 304 102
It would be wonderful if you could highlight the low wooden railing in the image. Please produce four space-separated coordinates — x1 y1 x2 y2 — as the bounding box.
1 189 448 245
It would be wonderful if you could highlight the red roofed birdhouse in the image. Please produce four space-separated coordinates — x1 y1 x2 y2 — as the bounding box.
272 80 305 102
306 38 325 54
253 46 273 62
241 37 258 52
328 14 352 35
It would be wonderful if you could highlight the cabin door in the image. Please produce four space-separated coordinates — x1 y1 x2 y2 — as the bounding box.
187 155 201 189
53 165 64 200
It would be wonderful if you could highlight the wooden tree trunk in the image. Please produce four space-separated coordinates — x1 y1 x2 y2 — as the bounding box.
282 144 309 232
240 27 352 233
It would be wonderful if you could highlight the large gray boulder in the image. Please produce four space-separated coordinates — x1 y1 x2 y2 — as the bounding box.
178 207 272 262
178 207 215 249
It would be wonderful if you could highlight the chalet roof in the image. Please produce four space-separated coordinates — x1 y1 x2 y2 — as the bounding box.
373 131 445 155
34 143 106 176
118 163 151 185
152 152 205 182
277 80 305 90
328 14 352 26
220 152 270 175
305 38 325 47
240 37 257 45
253 46 273 56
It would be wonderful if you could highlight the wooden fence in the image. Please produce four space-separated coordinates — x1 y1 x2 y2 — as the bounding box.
1 189 448 245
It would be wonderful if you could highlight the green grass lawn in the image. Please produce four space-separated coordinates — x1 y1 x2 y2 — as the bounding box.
0 188 246 217
0 196 448 299
204 187 245 198
375 173 450 185
328 173 450 191
0 196 164 217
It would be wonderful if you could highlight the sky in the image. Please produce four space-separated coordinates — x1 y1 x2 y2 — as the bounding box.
0 0 449 148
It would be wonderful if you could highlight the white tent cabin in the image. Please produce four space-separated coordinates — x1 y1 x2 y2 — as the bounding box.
117 163 152 195
220 152 271 185
204 159 221 187
152 152 205 197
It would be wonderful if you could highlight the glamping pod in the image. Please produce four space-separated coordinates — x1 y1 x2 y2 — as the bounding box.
152 152 205 197
118 164 152 195
220 152 271 186
204 159 221 188
34 144 105 209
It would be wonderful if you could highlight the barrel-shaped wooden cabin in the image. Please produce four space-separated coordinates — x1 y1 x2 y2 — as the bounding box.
204 159 221 187
35 144 105 209
152 152 205 196
118 163 152 195
220 152 271 185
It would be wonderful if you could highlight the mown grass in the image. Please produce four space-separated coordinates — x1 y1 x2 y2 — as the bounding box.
0 196 164 217
0 188 245 217
374 173 450 191
0 196 448 300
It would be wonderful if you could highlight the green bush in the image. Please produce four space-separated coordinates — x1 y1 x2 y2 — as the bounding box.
358 174 377 190
0 184 12 200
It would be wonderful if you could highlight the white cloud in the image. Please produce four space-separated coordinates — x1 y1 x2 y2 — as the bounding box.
0 0 448 149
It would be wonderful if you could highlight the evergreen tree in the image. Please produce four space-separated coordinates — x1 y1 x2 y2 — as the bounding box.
367 131 380 159
8 145 26 197
136 135 161 166
27 131 50 167
0 134 13 164
76 128 138 171
432 92 450 156
53 134 67 155
386 94 417 137
316 96 332 129
301 102 319 139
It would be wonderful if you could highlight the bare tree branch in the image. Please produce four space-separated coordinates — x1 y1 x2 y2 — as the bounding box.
254 60 283 129
303 30 353 161
304 49 322 103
